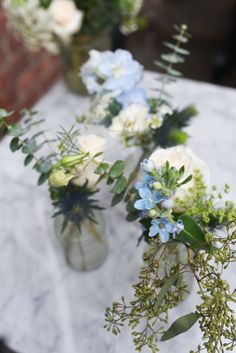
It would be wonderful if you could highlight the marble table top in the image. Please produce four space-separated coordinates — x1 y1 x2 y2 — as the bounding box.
0 72 235 353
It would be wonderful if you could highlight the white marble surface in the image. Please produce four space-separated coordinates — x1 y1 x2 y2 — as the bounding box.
0 72 236 353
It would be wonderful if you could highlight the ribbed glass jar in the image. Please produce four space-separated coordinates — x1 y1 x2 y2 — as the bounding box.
60 31 111 95
54 210 108 271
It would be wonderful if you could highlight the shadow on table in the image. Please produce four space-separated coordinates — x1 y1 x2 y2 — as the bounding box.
0 340 20 353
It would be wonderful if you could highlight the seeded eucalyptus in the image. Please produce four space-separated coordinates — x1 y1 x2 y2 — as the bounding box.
105 149 236 353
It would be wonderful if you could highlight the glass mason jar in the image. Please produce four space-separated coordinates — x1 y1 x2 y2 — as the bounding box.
60 30 111 95
54 210 108 271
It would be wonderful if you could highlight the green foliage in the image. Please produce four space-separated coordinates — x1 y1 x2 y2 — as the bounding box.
105 242 188 352
177 170 236 227
3 109 56 186
109 160 125 178
154 105 198 148
111 175 127 194
102 100 122 128
161 312 200 341
177 215 211 251
154 272 180 313
155 24 190 85
105 168 236 353
105 220 236 352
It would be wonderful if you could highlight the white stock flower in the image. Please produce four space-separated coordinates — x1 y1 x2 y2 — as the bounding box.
49 0 83 43
149 146 210 211
89 92 117 122
73 134 107 189
109 104 149 137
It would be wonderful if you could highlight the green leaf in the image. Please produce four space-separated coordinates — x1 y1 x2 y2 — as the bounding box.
178 175 192 187
10 137 21 152
154 60 169 71
35 159 52 173
161 312 199 341
177 215 210 250
37 173 48 185
106 176 114 185
164 42 189 55
166 67 182 77
111 176 127 194
111 190 126 206
95 162 110 175
154 273 180 313
22 138 37 154
109 160 125 179
173 34 189 43
161 53 185 64
24 154 34 166
126 211 140 222
7 123 24 137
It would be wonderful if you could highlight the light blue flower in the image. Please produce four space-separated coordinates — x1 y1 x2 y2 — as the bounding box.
134 187 164 211
81 49 143 95
176 219 184 234
101 50 143 94
149 218 177 242
140 159 155 173
117 88 148 108
135 173 155 190
149 218 184 242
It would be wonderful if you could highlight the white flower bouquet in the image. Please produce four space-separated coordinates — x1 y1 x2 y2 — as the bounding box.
3 0 144 53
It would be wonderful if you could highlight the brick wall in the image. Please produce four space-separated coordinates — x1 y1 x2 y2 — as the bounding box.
0 0 62 123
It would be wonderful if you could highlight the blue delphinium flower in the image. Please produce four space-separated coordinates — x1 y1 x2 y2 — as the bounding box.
117 88 148 108
100 50 143 94
134 187 164 211
149 218 184 242
81 49 143 94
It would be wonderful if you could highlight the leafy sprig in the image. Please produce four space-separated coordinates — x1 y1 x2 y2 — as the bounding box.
105 166 236 353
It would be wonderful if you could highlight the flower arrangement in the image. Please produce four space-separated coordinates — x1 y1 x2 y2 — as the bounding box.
80 25 197 152
0 108 129 232
3 0 144 53
105 146 236 353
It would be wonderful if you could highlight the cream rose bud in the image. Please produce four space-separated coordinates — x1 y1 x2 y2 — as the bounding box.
73 134 107 189
149 146 210 211
48 169 73 187
49 0 83 42
77 134 107 159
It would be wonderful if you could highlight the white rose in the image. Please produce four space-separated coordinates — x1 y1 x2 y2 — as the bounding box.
49 0 83 42
109 104 149 137
77 134 107 159
73 134 107 189
149 146 210 211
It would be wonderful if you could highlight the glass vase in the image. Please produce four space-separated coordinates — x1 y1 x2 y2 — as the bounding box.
161 242 194 292
54 210 108 271
60 31 111 95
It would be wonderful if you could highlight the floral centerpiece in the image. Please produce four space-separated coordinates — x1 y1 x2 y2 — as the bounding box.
79 25 197 197
105 146 236 353
80 25 197 150
3 0 144 93
0 108 132 270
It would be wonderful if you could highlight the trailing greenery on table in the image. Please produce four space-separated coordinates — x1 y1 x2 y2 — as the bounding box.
104 148 236 353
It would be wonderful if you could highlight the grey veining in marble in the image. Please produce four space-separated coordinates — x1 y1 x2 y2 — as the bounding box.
0 72 235 353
